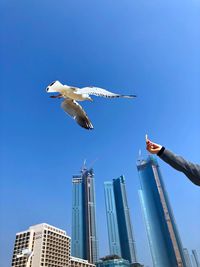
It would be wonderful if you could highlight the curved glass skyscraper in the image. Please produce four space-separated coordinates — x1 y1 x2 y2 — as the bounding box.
104 176 137 264
137 156 186 267
192 249 200 267
183 248 193 267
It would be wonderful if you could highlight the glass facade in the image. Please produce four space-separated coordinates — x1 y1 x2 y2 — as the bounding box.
192 250 200 267
72 176 84 258
104 176 137 264
72 167 99 263
137 156 186 267
183 248 193 267
104 181 122 257
96 258 130 267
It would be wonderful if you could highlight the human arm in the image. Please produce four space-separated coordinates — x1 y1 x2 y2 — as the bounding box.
158 148 200 186
146 135 200 186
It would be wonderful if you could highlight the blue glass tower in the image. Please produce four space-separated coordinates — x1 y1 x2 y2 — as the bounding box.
71 175 84 258
72 166 99 263
192 250 200 267
104 181 122 257
183 248 193 267
104 176 137 264
137 156 186 267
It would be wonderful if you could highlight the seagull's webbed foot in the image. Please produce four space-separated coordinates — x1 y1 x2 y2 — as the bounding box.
50 94 62 99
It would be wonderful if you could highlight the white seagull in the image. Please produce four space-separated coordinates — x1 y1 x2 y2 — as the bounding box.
46 80 136 130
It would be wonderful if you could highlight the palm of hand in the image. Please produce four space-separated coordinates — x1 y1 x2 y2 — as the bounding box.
146 140 162 154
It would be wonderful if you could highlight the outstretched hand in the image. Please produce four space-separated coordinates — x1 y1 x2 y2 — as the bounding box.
145 134 162 154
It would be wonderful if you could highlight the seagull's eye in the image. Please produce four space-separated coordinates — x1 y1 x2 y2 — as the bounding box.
49 81 56 86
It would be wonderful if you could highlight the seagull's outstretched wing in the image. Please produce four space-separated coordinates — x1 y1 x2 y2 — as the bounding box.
79 86 136 99
61 99 93 130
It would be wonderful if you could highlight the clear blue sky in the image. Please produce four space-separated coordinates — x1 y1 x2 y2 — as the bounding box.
1 1 200 266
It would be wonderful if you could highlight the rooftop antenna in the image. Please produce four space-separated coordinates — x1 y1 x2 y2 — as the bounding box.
137 149 143 164
81 159 87 173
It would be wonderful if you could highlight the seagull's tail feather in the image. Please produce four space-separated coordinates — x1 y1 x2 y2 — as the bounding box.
102 94 137 99
119 94 137 98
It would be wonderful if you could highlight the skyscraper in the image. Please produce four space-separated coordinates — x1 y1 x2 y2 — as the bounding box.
183 248 193 267
104 181 122 257
72 166 99 263
192 250 200 267
104 176 137 264
137 156 186 267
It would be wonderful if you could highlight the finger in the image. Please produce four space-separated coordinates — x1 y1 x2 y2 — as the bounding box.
146 138 152 145
152 143 159 148
146 146 151 152
146 145 154 151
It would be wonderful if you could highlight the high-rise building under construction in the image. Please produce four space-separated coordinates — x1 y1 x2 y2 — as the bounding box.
72 166 99 263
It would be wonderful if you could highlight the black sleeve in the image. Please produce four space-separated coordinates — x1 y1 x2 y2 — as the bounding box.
157 148 200 186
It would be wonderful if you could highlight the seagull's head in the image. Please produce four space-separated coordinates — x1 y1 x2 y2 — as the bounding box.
46 80 63 93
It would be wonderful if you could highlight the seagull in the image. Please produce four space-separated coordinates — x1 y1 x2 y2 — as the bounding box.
46 80 136 130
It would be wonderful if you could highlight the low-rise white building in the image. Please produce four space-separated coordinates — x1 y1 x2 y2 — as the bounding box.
11 223 94 267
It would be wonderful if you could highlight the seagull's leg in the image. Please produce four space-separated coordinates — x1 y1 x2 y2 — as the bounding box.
50 94 62 98
86 96 93 101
